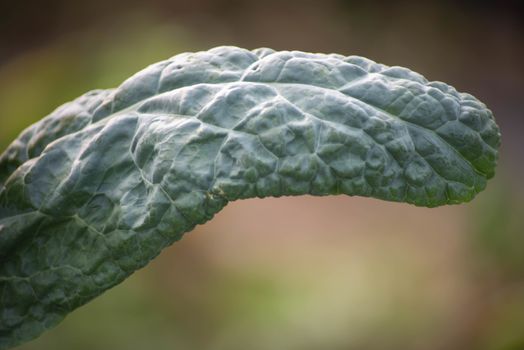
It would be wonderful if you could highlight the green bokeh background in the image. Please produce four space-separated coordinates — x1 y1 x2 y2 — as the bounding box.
1 1 523 349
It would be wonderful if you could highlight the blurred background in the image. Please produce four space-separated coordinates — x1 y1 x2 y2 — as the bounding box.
1 0 523 349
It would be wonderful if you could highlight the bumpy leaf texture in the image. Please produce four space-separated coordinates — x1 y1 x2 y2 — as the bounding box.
0 46 500 348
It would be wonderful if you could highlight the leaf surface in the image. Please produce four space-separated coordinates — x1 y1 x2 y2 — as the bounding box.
0 46 500 348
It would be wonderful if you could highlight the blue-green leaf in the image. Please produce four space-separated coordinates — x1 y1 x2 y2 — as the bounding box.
0 46 500 349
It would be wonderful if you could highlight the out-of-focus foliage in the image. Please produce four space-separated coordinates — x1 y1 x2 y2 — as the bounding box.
467 175 524 350
0 17 197 151
471 177 524 278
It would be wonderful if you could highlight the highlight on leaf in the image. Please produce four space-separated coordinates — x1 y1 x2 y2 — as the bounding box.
0 46 501 349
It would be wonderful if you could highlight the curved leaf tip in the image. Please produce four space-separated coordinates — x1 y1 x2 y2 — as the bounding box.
0 46 500 349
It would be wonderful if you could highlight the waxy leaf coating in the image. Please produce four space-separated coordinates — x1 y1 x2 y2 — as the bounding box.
0 46 500 348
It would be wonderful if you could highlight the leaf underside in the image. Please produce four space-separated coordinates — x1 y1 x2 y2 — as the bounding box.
0 46 500 349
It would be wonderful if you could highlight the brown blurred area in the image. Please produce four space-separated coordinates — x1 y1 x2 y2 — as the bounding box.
1 1 524 349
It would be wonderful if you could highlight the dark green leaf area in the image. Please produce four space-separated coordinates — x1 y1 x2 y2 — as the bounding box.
0 46 500 349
